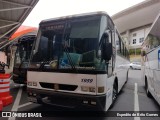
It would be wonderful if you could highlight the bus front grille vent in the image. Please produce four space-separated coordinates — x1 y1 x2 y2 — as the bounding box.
39 82 78 91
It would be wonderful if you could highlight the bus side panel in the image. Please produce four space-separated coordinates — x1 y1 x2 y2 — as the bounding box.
145 50 155 96
145 67 154 95
97 74 113 110
115 55 129 92
153 70 160 105
152 48 160 104
106 76 114 110
145 48 160 104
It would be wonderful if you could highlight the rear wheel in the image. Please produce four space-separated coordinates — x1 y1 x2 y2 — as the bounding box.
145 79 152 97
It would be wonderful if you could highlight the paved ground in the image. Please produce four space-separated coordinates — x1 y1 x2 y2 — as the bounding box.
1 69 160 120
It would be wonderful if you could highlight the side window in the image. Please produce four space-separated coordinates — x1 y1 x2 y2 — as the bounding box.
124 47 128 58
116 33 121 54
115 30 129 59
108 17 114 30
126 48 129 59
121 42 124 56
39 36 49 58
148 35 160 50
107 17 116 76
116 31 124 57
144 16 160 52
108 17 115 46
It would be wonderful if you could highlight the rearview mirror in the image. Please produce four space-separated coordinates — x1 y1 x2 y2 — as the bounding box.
104 30 110 37
102 43 112 61
33 50 36 55
141 50 146 56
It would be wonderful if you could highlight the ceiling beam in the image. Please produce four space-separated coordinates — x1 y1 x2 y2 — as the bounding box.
0 22 19 29
0 0 31 7
0 23 20 40
0 6 32 12
0 19 19 23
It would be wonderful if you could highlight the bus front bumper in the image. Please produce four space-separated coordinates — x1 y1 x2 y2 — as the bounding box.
27 88 106 111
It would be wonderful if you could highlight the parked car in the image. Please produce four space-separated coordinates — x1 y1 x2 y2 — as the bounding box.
130 62 141 70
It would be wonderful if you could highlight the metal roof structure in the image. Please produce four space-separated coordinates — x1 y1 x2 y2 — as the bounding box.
0 0 39 50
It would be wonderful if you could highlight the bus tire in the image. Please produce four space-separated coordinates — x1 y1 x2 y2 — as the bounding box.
145 79 152 98
125 70 129 84
130 66 133 69
110 81 118 108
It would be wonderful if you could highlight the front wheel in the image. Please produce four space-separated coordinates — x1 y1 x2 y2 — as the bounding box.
109 82 118 109
112 82 118 104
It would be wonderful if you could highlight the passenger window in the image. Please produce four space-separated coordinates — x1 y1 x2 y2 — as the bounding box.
116 32 121 54
145 16 160 52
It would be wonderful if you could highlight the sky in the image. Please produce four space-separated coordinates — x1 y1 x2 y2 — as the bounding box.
23 0 145 27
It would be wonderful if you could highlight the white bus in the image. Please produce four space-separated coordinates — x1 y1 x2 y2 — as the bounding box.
27 12 130 111
141 13 160 105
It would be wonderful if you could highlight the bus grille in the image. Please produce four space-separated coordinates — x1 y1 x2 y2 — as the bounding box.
39 82 78 91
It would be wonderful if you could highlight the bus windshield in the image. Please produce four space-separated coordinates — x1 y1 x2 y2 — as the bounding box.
14 38 34 67
30 16 108 71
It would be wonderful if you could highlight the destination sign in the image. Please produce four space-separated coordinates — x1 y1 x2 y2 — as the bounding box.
44 24 64 30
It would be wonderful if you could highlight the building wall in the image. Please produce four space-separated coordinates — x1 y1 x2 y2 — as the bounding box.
129 27 150 49
121 26 150 49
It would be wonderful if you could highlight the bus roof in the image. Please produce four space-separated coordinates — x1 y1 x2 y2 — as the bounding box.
9 26 37 41
40 11 109 24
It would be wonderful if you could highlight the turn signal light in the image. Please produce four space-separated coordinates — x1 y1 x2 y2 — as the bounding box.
27 82 32 86
98 87 104 93
81 86 95 92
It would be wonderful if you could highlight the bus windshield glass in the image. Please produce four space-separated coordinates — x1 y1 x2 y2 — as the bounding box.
14 39 34 67
30 15 108 71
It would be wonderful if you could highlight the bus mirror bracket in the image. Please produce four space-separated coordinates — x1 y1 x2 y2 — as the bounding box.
141 51 146 56
33 50 36 55
104 30 109 37
98 49 101 58
102 43 112 61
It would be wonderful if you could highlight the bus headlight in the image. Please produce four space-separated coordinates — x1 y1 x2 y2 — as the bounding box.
89 87 96 92
33 82 37 86
98 86 104 93
81 86 89 92
27 82 32 86
81 86 95 92
27 81 37 87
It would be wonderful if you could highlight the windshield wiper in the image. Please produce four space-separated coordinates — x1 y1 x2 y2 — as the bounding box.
63 44 76 70
61 22 76 70
39 61 50 70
